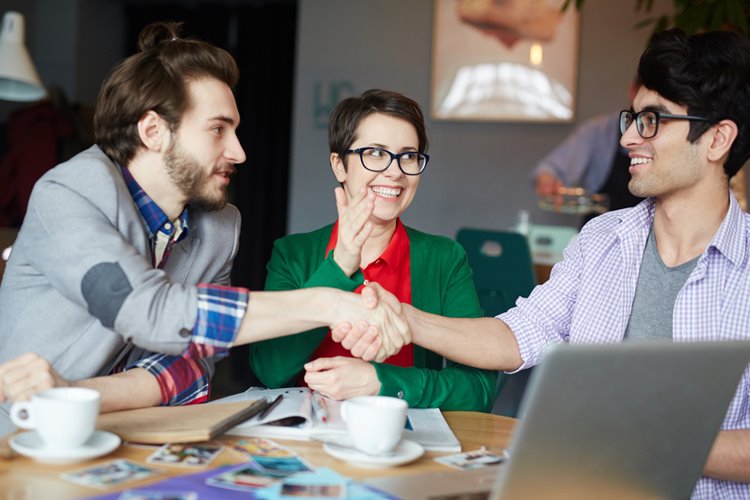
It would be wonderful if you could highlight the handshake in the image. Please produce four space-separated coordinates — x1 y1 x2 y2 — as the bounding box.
330 283 411 363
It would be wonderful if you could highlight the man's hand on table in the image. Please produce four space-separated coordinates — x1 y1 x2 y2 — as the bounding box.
0 352 71 403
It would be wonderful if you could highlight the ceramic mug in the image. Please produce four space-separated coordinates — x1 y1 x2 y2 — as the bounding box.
340 395 407 455
10 387 100 450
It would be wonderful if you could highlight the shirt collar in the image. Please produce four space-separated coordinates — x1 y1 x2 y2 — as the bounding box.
616 191 746 267
327 218 408 271
376 219 408 269
119 164 189 240
707 189 746 267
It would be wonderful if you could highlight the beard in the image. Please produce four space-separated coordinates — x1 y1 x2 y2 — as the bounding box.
164 138 231 212
627 144 702 199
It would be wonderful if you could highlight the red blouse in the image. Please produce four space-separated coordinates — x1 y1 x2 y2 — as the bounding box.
309 219 414 367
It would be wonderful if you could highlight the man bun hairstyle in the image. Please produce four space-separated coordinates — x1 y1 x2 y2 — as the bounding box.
94 21 239 166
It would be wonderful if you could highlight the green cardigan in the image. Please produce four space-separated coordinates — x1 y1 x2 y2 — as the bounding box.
249 223 497 412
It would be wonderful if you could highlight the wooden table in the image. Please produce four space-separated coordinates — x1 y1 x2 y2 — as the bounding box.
0 411 516 499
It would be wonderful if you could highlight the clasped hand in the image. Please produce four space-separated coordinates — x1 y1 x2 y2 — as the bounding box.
326 185 411 361
332 282 409 363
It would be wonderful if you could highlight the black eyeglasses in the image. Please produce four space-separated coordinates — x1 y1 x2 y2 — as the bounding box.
619 109 711 139
344 147 429 176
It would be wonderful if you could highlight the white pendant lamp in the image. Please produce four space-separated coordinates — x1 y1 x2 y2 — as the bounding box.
0 11 45 102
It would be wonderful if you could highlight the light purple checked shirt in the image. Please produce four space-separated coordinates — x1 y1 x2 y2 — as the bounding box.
499 191 750 499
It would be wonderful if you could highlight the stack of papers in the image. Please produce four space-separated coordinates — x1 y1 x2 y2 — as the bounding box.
213 387 461 452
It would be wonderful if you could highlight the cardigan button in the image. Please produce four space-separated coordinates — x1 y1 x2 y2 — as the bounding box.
397 390 405 399
179 328 191 337
363 279 370 285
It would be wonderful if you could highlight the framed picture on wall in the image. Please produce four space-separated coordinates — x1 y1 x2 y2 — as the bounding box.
431 0 580 122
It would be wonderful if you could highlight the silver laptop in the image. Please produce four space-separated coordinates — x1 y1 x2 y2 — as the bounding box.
365 341 750 500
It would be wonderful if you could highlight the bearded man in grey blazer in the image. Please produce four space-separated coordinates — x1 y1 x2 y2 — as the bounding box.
0 21 408 436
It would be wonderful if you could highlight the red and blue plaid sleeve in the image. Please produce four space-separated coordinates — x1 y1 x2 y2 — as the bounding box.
128 284 248 405
130 345 231 405
190 284 249 357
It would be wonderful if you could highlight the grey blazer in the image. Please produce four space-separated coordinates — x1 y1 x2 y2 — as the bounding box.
0 145 241 388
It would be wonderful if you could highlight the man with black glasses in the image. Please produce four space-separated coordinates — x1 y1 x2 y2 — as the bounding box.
339 29 750 497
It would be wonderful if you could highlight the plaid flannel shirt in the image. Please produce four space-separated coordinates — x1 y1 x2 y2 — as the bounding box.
120 166 248 405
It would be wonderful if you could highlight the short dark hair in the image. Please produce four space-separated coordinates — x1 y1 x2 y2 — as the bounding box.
328 89 428 165
94 21 239 166
637 28 750 178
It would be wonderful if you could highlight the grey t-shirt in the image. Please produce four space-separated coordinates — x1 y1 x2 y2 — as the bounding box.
624 227 699 341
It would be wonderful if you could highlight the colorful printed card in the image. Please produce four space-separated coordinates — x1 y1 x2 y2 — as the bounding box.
61 459 163 489
205 463 277 492
251 454 313 478
434 447 505 471
146 443 224 468
117 491 198 500
225 437 296 458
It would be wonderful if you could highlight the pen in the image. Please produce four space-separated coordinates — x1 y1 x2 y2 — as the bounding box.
311 392 328 423
257 394 283 420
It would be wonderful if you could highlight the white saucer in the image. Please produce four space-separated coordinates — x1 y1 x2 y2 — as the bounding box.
323 439 424 468
10 430 121 464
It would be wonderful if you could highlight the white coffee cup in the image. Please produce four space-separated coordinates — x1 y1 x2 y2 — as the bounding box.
10 387 100 450
340 395 407 455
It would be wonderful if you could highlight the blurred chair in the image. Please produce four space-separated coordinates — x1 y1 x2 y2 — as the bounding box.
528 224 578 266
456 228 536 316
528 224 578 283
455 228 537 418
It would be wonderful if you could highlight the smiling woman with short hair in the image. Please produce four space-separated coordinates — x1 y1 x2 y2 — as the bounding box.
248 89 496 411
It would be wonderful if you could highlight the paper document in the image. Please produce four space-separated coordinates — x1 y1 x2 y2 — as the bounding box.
404 408 461 452
213 388 461 452
213 387 346 441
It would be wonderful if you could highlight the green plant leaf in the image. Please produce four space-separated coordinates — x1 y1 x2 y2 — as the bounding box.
726 0 743 20
709 0 727 31
674 2 712 33
654 15 670 32
725 0 749 33
559 0 750 34
634 16 657 30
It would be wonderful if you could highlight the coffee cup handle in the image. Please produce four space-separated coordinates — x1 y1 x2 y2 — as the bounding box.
9 402 35 429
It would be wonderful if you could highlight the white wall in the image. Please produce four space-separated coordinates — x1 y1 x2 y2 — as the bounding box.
288 0 672 237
